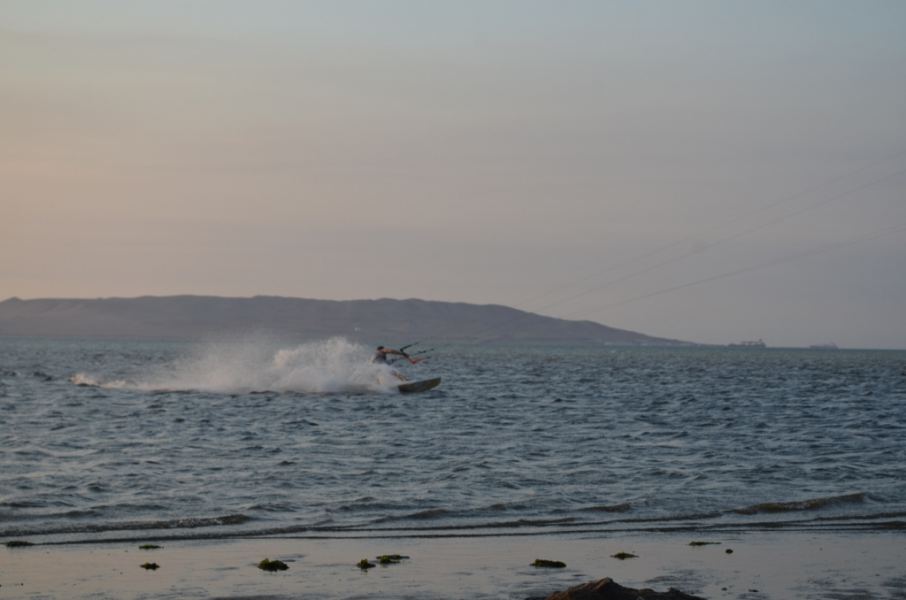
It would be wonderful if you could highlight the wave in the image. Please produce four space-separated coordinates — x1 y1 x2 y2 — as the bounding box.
69 338 405 394
4 492 878 543
0 513 251 539
579 502 633 513
369 508 456 524
733 492 866 515
325 493 876 533
11 510 906 546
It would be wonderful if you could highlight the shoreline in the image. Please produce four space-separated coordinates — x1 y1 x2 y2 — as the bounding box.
3 530 904 599
6 504 904 548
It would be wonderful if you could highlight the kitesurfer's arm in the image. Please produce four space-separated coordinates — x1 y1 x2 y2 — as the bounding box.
384 348 422 364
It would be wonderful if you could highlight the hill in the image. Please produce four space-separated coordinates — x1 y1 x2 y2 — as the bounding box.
0 295 689 345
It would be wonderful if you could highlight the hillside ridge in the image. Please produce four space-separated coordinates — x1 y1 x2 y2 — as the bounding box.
0 295 690 345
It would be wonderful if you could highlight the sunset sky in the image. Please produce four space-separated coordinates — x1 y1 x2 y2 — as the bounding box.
3 1 905 348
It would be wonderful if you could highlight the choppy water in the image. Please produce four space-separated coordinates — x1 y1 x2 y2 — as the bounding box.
2 337 905 545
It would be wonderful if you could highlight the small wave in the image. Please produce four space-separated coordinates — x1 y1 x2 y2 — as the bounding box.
366 511 577 529
615 511 724 524
481 501 539 513
0 513 251 539
580 502 632 513
332 498 405 513
0 500 65 510
88 502 171 515
407 508 452 520
36 508 99 520
9 510 906 545
734 492 866 515
811 510 906 522
365 508 572 527
371 508 452 524
246 502 299 513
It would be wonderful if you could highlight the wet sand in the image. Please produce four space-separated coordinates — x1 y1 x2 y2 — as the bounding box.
2 531 904 599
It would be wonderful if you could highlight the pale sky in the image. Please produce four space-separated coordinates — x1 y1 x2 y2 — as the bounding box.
3 1 905 348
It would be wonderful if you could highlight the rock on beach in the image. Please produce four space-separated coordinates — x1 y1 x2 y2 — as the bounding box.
529 577 705 600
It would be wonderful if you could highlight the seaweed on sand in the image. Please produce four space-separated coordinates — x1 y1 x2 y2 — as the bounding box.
376 554 410 565
532 559 566 568
258 558 289 571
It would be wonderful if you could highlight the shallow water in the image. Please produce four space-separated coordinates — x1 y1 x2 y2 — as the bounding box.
1 337 905 544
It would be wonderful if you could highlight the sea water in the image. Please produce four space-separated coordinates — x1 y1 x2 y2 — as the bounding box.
1 337 905 545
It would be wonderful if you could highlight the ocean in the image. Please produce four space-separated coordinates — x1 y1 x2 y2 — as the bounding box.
2 337 905 546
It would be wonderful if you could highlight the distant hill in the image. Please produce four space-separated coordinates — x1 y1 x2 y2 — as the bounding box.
0 295 690 345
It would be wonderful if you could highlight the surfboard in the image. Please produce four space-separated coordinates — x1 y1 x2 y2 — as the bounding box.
397 377 441 394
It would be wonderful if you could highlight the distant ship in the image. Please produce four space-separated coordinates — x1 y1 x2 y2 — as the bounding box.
728 339 766 348
809 343 839 350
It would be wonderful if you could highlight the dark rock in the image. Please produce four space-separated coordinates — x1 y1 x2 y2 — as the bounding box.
530 577 705 600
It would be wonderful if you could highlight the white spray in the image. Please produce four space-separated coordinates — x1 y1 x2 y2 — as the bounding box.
71 337 407 394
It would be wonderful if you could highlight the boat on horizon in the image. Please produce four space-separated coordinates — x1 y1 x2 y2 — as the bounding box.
728 339 766 348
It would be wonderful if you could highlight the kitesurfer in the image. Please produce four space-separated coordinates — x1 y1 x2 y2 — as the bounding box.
372 345 424 382
372 345 422 365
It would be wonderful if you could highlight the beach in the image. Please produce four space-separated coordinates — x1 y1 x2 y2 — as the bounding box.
4 531 905 599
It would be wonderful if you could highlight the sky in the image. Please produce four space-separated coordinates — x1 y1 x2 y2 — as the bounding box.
2 1 905 348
